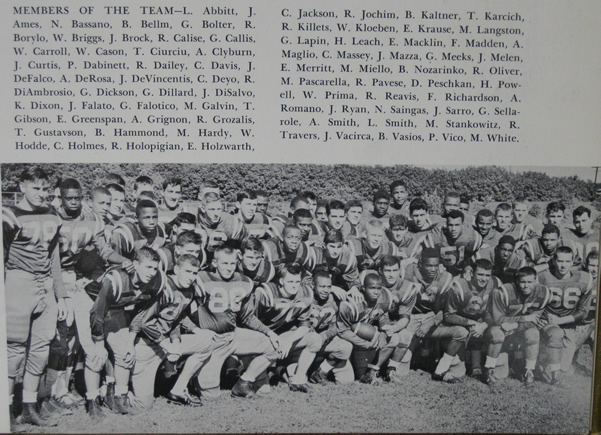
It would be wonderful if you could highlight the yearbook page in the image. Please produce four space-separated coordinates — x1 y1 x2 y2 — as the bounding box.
0 0 600 433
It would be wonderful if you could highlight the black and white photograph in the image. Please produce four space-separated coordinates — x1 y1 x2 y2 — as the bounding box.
1 162 598 433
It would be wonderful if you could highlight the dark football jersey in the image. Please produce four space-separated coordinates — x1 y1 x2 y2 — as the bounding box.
420 226 482 276
475 246 526 283
345 236 399 272
404 263 454 314
385 279 420 318
262 237 311 274
304 245 360 290
90 268 166 340
56 206 115 271
519 237 578 268
3 204 62 275
157 242 207 274
337 288 395 331
253 281 314 333
235 211 271 239
444 276 501 324
237 259 276 286
111 221 167 260
136 275 195 343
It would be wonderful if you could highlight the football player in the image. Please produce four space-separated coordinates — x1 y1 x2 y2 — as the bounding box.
495 202 537 243
157 178 184 227
196 192 247 251
474 235 526 283
564 206 599 266
408 198 439 234
315 199 328 223
545 201 568 230
41 181 132 415
386 214 418 260
89 247 166 414
4 167 67 427
237 237 276 285
111 199 167 260
269 195 310 239
292 208 324 245
441 191 461 219
234 190 271 239
403 249 454 370
538 247 594 384
128 255 216 410
342 199 364 239
321 200 346 232
430 259 500 383
368 256 420 382
133 176 154 199
519 224 577 273
304 229 360 292
301 191 318 218
336 273 395 383
389 180 410 216
106 183 128 226
459 194 476 227
262 225 311 274
474 209 500 251
158 230 205 274
419 210 482 276
485 267 551 386
362 190 391 228
306 272 354 385
188 244 279 400
346 220 399 272
252 264 323 392
255 190 270 216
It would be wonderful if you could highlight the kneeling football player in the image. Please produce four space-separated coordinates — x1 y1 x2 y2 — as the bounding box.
252 264 322 392
89 247 166 415
336 273 396 384
486 267 551 386
128 255 217 410
306 272 355 385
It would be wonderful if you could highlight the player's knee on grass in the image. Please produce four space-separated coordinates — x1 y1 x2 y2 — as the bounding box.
523 327 540 346
486 326 505 345
543 325 564 348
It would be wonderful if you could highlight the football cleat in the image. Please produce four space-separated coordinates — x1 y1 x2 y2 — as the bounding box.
383 367 399 383
85 397 106 421
104 383 115 411
231 379 255 398
470 367 483 380
432 371 463 384
523 369 535 388
166 391 203 407
113 394 130 415
289 382 310 393
483 367 499 386
309 369 329 385
549 371 562 386
40 398 72 416
359 369 380 386
17 402 57 427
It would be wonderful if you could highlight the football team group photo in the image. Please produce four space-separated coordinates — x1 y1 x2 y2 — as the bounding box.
1 163 598 433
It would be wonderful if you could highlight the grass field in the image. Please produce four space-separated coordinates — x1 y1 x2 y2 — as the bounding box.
19 348 594 434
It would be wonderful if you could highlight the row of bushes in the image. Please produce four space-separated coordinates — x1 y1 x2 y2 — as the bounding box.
2 163 598 213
